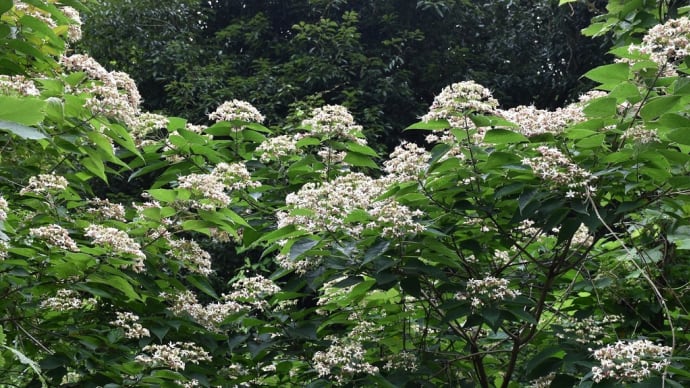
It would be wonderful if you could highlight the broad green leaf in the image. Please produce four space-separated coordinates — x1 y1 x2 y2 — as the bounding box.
470 114 517 128
0 120 47 139
666 128 690 145
88 273 142 301
188 274 219 298
640 95 681 121
147 189 178 203
344 151 379 168
289 238 319 259
0 0 12 14
81 156 107 182
0 96 47 125
583 63 629 89
346 142 378 156
483 129 528 144
583 97 617 117
575 133 605 148
405 120 449 130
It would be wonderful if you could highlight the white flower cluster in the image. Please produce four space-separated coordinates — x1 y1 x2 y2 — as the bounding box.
0 195 8 222
0 75 40 96
301 105 367 144
316 146 347 165
84 224 146 272
622 125 660 144
225 275 281 311
209 99 265 123
86 198 127 222
455 276 521 309
312 338 379 384
571 224 594 246
40 289 97 311
555 315 620 345
527 372 556 388
0 241 8 261
422 81 498 123
60 6 82 43
382 141 430 182
166 239 213 276
29 224 80 252
177 162 260 210
278 172 425 239
135 342 211 371
632 16 690 65
522 146 595 195
256 134 301 162
13 3 83 43
20 173 69 196
383 351 418 372
498 103 585 137
130 112 169 143
110 312 150 339
590 339 672 383
161 290 245 332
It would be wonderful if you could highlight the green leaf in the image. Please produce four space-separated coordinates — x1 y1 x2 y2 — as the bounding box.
81 156 107 182
344 151 379 168
346 142 378 157
0 120 47 139
640 96 681 121
583 63 629 89
483 129 528 144
405 120 449 130
666 128 690 145
583 97 617 117
88 273 142 301
188 274 219 299
575 134 605 148
2 345 48 388
289 238 319 259
0 96 47 125
0 0 12 14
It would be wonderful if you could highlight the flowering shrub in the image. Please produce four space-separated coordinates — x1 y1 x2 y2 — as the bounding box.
0 1 690 387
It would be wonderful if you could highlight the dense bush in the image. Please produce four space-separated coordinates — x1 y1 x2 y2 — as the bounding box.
0 0 690 387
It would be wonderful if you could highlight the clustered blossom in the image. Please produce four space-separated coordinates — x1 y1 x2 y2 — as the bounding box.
84 224 146 272
256 134 301 162
60 6 83 42
555 315 620 345
278 173 386 236
382 141 430 182
455 276 521 309
166 239 213 276
29 224 79 252
522 146 595 195
225 275 281 310
383 351 418 372
421 81 498 124
622 125 660 144
632 16 690 65
497 102 585 137
110 312 150 339
0 196 8 222
130 112 169 143
135 342 211 371
279 172 425 240
20 173 69 196
312 338 379 384
302 105 367 144
571 224 594 246
161 290 245 332
590 340 672 383
40 289 97 311
13 2 56 28
0 75 40 96
0 241 8 261
177 162 260 210
208 99 265 123
86 198 127 221
366 199 425 238
316 146 347 165
527 372 556 388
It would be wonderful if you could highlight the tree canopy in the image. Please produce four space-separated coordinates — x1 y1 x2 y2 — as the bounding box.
80 0 607 149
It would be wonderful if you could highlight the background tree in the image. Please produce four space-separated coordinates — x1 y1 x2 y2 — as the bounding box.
80 0 608 149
